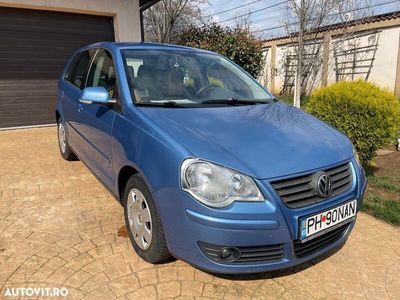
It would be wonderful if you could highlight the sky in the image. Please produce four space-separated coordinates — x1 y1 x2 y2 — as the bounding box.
200 0 400 39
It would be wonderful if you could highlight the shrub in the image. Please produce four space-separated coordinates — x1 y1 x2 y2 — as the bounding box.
178 24 264 78
306 80 400 162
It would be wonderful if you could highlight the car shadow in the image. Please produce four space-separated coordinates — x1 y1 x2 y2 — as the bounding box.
363 163 378 176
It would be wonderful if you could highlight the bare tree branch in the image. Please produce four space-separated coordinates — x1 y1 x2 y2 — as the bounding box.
144 0 207 43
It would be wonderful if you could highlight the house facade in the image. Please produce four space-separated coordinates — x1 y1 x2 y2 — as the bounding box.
260 12 400 98
0 0 158 129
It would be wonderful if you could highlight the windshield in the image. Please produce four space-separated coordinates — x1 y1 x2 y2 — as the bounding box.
121 49 273 106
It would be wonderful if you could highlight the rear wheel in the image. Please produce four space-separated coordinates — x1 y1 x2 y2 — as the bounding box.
57 120 77 161
123 174 171 263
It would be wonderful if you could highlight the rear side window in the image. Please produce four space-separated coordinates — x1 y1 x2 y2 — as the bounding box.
65 50 94 89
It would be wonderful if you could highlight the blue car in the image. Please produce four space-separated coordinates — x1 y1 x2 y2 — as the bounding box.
56 42 367 274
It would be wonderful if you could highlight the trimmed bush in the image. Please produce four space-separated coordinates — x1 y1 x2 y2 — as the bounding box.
307 80 400 162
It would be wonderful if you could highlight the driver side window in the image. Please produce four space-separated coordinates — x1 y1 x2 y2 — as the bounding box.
205 63 252 99
86 49 118 99
205 67 225 89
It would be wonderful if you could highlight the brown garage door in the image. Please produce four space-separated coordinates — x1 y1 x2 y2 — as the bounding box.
0 7 115 128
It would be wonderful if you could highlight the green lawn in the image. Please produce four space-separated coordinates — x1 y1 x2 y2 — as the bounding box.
274 95 310 109
362 173 400 226
362 194 400 226
367 175 400 193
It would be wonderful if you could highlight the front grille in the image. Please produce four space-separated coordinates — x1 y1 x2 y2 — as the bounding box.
293 223 350 257
271 163 353 208
199 242 284 264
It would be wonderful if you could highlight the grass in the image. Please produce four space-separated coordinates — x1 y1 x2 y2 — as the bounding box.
361 171 400 226
362 194 400 226
367 175 400 193
275 95 310 109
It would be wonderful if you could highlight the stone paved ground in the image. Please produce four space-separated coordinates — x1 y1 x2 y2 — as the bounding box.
0 127 399 300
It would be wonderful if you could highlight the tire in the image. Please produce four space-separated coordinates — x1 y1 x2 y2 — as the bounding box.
57 120 77 161
123 174 171 263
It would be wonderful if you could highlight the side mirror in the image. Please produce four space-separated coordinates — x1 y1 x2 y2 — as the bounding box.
79 87 114 105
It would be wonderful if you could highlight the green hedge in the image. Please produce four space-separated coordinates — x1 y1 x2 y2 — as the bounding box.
307 80 400 162
178 24 263 78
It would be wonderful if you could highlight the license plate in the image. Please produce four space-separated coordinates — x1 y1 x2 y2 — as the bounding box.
300 200 357 242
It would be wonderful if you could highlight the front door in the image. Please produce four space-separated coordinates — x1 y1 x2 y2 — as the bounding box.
77 48 119 188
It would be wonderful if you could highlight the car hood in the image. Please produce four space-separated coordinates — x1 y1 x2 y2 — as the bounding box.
138 102 352 179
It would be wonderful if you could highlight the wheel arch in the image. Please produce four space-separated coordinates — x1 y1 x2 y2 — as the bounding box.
117 165 140 201
55 110 60 122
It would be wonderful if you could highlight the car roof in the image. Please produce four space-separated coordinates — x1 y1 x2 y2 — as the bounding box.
84 42 215 55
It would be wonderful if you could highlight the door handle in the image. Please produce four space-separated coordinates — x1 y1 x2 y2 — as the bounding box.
60 91 65 99
78 103 83 112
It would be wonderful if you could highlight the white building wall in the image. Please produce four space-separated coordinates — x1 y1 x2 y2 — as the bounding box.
264 24 400 95
367 27 400 91
274 44 287 94
328 27 400 92
0 0 142 42
259 48 271 86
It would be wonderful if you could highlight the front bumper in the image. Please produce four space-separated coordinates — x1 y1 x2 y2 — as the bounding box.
153 160 367 274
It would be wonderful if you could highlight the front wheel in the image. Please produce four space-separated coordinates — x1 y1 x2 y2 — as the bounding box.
57 121 76 161
123 174 171 263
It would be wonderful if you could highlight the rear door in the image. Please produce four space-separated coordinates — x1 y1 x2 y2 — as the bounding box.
60 49 96 151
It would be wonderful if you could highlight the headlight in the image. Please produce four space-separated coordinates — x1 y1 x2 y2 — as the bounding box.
352 145 361 165
181 159 264 208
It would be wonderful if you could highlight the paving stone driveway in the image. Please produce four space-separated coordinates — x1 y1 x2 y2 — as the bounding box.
0 127 399 300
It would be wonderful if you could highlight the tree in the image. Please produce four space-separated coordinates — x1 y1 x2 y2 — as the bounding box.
178 23 264 78
282 0 373 107
143 0 206 43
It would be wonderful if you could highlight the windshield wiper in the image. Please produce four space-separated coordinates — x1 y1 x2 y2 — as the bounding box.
135 101 182 108
201 98 272 105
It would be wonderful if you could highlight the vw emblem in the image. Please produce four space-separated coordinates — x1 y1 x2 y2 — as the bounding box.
317 173 333 198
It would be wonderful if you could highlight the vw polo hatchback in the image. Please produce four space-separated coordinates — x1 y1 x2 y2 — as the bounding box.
56 42 367 273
